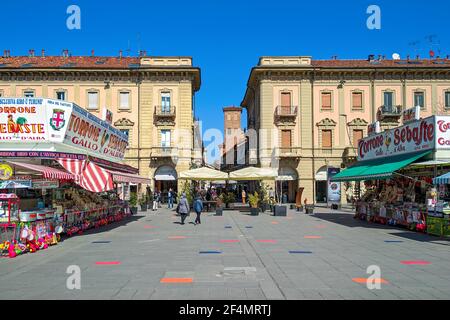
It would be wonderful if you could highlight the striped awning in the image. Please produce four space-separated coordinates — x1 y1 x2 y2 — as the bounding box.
8 161 74 180
105 169 151 184
57 158 113 193
433 172 450 185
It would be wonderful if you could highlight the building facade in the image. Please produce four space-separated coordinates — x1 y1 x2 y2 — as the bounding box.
241 56 450 203
219 106 246 171
0 51 201 195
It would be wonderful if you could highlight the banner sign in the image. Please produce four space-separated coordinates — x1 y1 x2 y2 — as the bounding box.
367 121 381 137
403 106 420 124
435 116 450 149
0 163 13 180
103 108 113 124
327 168 341 203
0 98 128 161
358 116 435 161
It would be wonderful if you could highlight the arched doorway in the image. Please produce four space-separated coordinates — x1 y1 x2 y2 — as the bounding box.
277 167 298 203
154 165 177 203
315 166 328 203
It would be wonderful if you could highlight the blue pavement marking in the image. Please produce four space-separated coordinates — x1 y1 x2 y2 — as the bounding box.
199 251 222 254
289 251 313 254
384 240 404 243
92 241 111 244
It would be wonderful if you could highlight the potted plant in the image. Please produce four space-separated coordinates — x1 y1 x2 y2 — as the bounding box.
258 183 270 212
129 193 138 215
139 194 147 212
220 192 236 209
248 192 260 216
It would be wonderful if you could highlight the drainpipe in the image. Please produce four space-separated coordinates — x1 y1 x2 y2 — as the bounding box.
311 71 316 204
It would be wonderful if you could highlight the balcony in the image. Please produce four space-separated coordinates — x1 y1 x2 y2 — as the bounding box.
150 146 178 159
274 106 298 125
376 105 402 122
154 106 176 125
277 147 301 159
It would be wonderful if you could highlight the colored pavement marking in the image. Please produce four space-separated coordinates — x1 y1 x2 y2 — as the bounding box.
92 241 111 243
256 240 277 243
168 236 187 239
95 261 121 265
401 260 431 265
352 278 389 284
271 222 279 224
144 225 157 229
219 240 240 243
245 226 253 228
384 240 404 243
289 251 313 254
315 225 326 229
225 226 232 229
160 278 193 283
199 251 222 254
304 236 322 239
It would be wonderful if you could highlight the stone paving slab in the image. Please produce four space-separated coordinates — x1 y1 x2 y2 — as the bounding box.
0 206 449 299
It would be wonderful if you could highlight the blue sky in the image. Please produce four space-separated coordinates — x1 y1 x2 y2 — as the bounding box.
2 0 449 161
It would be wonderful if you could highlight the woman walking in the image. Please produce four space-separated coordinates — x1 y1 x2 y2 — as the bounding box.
194 195 204 225
177 192 190 225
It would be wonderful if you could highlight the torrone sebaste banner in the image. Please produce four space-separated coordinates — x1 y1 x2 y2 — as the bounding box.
357 115 450 161
0 98 128 161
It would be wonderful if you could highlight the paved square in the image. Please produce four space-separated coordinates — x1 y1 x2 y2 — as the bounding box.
1 206 449 300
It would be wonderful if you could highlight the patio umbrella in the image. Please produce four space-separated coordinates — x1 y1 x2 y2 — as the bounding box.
229 166 278 181
179 167 228 181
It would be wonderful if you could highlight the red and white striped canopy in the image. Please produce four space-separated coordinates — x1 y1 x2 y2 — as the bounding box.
8 161 74 180
57 159 114 193
105 169 151 184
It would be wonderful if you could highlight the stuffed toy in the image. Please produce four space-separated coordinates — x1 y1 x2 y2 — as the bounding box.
8 242 17 258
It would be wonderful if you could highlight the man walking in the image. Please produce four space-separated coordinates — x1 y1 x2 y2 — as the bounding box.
177 192 190 225
193 195 204 225
168 188 174 209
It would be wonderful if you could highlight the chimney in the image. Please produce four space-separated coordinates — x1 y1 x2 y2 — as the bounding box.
119 50 123 59
416 55 420 60
378 54 382 61
29 49 35 57
407 55 410 61
3 50 9 58
62 49 69 57
41 49 45 57
368 54 375 62
91 49 95 57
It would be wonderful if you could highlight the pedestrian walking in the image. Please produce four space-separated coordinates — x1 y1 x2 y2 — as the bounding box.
168 188 174 209
153 189 160 211
193 195 204 225
177 192 190 225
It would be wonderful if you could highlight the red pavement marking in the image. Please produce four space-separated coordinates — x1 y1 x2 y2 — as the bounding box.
169 236 187 239
271 222 279 224
219 240 240 243
315 225 326 229
304 236 322 239
95 261 121 265
144 225 156 229
401 260 431 265
160 278 193 283
352 278 389 284
256 240 277 243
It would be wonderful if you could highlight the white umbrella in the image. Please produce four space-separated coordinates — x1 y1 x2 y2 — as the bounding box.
179 167 228 181
229 166 278 181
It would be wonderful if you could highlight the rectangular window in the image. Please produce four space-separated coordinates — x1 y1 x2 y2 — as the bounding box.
281 130 292 151
161 130 171 148
446 92 450 109
56 91 66 101
161 92 171 112
24 90 34 98
383 92 394 109
352 92 363 109
322 130 332 148
414 92 425 109
281 92 291 114
119 92 130 109
353 129 363 147
322 92 332 110
88 91 99 109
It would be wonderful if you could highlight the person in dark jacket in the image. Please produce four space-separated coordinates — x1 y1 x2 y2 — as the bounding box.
177 192 190 225
193 195 204 225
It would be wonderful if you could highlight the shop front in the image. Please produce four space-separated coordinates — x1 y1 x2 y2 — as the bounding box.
0 98 150 258
332 114 450 237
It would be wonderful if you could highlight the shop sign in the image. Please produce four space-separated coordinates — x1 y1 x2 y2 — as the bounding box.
103 108 113 124
0 164 13 180
32 180 59 189
402 106 420 124
435 116 450 149
358 117 435 161
64 104 128 162
327 168 341 203
124 183 130 201
0 180 32 188
367 121 381 136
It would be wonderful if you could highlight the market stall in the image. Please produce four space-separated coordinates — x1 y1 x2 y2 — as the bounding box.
0 98 150 258
332 113 450 237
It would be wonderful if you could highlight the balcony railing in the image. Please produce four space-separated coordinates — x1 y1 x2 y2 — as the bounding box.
277 147 300 158
154 106 176 117
274 106 298 124
151 146 178 158
377 105 402 121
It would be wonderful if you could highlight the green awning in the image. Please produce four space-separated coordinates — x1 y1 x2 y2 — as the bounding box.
331 151 432 182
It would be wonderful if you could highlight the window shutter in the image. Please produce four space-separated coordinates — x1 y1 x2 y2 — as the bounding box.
120 92 129 109
281 130 292 149
353 129 363 147
322 130 332 148
88 92 98 109
322 93 331 109
352 92 362 109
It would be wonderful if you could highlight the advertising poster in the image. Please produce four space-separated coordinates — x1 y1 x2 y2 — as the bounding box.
327 167 341 203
